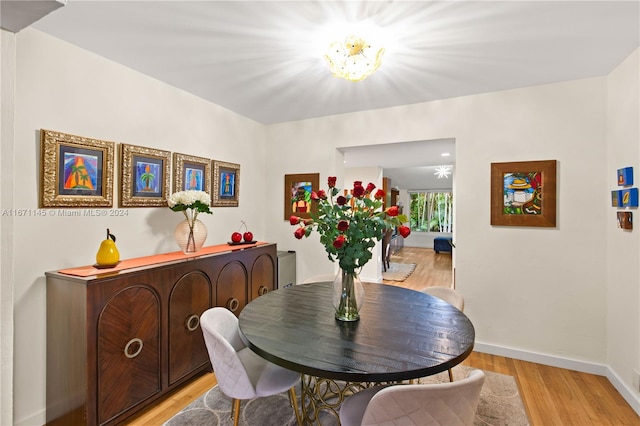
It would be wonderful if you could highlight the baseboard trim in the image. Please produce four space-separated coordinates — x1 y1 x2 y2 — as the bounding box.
475 341 640 416
607 365 640 415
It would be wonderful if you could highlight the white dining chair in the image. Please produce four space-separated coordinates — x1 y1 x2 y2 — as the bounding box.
200 307 302 426
421 286 465 311
339 369 485 426
420 286 465 381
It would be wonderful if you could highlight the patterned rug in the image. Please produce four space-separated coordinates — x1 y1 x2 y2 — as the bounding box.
164 366 529 426
382 262 416 281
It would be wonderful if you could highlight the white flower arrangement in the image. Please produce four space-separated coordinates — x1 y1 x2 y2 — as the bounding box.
168 190 212 213
169 190 213 228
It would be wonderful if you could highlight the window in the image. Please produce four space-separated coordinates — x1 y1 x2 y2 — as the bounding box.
409 191 453 232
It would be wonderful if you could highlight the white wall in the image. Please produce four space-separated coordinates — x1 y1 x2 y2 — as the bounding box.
606 49 640 407
1 29 17 426
7 28 269 425
265 77 610 369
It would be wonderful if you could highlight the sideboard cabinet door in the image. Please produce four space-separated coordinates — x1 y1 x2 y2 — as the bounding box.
168 270 212 385
251 252 276 299
97 286 161 424
215 260 248 315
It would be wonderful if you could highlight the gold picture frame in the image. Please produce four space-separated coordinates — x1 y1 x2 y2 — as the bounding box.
284 173 319 221
119 143 171 207
212 160 240 207
173 153 211 194
491 160 557 227
40 129 115 208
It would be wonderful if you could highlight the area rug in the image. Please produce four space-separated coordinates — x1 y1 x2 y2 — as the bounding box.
382 262 416 282
164 366 529 426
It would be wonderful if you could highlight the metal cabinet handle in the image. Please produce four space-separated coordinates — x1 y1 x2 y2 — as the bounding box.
186 314 200 332
258 286 269 296
227 298 240 312
124 338 143 359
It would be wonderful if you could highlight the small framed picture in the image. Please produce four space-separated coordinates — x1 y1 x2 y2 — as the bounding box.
490 160 557 227
119 143 171 207
212 160 240 207
173 153 211 194
617 167 633 186
284 173 319 221
617 211 633 230
40 129 115 208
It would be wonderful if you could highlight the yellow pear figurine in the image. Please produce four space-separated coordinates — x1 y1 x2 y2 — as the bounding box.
96 228 120 267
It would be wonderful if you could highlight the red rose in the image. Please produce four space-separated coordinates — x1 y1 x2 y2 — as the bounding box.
353 185 365 198
289 215 300 225
294 227 306 239
311 191 319 201
328 176 337 188
303 218 313 225
386 206 399 217
317 189 327 199
366 182 376 193
336 195 347 206
333 235 346 249
337 220 349 232
353 181 363 187
398 225 411 238
374 189 385 199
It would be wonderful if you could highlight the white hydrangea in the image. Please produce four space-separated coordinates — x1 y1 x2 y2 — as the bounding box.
168 190 211 208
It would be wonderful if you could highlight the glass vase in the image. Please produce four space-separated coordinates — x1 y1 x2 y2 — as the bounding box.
174 218 207 254
332 269 364 321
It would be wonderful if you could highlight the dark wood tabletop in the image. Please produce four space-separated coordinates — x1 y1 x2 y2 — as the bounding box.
238 282 475 382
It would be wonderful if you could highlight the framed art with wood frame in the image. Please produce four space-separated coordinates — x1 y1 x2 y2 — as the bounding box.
212 160 240 207
284 173 319 221
491 160 557 227
173 153 211 194
40 129 115 208
119 143 171 207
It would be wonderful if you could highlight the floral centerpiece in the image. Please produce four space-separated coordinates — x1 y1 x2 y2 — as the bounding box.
290 177 410 321
168 190 212 253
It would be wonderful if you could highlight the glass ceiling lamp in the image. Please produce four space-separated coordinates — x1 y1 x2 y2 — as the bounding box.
435 165 452 179
325 35 385 82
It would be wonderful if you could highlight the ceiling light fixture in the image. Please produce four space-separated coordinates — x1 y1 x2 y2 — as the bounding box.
325 35 384 82
434 165 452 179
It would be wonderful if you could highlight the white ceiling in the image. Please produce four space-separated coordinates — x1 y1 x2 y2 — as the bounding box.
9 0 640 188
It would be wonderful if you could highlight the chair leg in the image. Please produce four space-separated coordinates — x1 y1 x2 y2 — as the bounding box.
231 398 241 426
448 368 454 382
288 386 303 426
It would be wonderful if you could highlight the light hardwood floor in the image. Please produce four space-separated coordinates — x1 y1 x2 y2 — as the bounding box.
126 247 639 426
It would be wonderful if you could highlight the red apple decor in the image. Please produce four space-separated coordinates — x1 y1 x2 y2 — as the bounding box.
228 221 256 245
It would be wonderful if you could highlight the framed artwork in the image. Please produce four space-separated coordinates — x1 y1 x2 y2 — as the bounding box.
40 129 115 208
617 167 633 186
119 143 171 207
617 211 633 230
173 153 211 193
212 160 240 207
284 173 319 220
490 160 557 227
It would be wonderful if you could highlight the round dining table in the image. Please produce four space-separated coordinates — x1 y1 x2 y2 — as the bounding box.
238 282 475 425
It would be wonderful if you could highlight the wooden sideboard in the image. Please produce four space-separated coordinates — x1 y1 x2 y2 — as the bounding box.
45 243 277 426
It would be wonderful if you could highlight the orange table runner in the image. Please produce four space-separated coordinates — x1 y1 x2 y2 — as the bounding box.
58 242 267 277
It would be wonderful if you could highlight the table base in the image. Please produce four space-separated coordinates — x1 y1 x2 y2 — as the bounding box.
300 375 408 425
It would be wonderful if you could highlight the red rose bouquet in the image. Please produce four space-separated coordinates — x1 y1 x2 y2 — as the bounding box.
290 177 410 274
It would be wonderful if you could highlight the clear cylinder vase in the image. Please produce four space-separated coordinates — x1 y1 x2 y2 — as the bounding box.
174 218 207 254
332 269 364 321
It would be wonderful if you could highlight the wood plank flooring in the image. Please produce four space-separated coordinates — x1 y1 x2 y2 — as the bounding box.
125 247 639 426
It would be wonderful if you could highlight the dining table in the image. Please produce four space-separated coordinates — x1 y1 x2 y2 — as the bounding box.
238 281 475 425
